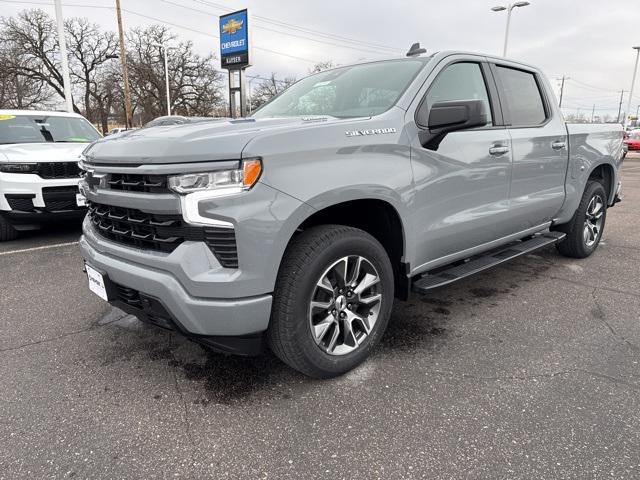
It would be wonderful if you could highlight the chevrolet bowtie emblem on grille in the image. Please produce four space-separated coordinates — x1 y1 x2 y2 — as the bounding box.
345 127 397 137
222 18 243 35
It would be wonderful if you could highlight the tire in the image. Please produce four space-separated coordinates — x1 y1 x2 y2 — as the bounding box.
0 214 18 242
268 225 394 378
556 180 607 258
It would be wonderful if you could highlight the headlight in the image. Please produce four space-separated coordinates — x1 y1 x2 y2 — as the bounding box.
168 158 262 195
0 163 37 173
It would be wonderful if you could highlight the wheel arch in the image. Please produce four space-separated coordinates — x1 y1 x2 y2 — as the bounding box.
287 196 411 300
587 162 616 204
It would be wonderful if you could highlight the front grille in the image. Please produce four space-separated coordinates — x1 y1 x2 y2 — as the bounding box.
88 201 238 267
42 186 83 212
107 173 169 193
37 162 81 179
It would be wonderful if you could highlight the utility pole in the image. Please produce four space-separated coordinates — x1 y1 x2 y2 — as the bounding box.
152 43 172 116
54 0 73 112
590 104 595 123
624 46 640 129
115 0 133 128
558 76 569 108
617 90 626 124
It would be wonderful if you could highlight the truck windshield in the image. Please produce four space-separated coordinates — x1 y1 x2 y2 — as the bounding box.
252 59 427 119
0 114 101 145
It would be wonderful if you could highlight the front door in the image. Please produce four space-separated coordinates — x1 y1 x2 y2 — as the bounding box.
408 60 513 270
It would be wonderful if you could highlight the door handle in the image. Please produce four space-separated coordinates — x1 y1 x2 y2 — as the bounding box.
489 146 509 155
551 141 567 150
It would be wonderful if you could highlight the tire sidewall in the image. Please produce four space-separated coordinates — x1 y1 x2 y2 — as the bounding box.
285 231 394 375
578 181 607 256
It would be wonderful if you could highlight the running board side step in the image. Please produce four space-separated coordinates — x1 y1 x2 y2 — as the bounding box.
412 231 566 293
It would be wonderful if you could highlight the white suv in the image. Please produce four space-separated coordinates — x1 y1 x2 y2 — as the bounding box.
0 110 101 241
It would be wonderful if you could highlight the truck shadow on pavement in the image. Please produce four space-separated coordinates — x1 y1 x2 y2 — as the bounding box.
99 247 559 405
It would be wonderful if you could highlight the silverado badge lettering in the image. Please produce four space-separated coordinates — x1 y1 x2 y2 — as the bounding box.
345 128 397 137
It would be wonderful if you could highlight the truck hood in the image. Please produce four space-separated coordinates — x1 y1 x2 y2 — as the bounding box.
83 116 357 164
0 142 88 163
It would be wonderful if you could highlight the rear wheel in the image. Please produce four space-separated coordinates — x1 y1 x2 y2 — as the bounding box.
556 180 607 258
0 215 18 242
268 225 394 378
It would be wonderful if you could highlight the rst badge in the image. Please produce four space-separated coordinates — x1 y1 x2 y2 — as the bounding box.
345 127 397 137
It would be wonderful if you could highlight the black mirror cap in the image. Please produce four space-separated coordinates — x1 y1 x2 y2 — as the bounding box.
419 99 488 133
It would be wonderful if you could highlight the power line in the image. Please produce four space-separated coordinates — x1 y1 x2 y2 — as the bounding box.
162 0 395 57
193 0 403 53
0 0 322 64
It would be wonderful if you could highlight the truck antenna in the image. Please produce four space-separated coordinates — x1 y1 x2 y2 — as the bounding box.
406 42 427 57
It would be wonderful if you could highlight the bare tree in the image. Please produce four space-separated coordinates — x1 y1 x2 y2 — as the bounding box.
124 25 224 123
0 9 226 125
0 43 53 108
308 60 335 74
250 73 296 111
1 9 80 112
65 17 118 128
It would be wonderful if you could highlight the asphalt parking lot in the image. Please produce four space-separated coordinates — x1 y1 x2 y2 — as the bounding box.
1 155 639 479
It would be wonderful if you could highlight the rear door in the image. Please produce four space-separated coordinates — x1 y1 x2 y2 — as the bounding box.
408 57 513 268
491 63 569 230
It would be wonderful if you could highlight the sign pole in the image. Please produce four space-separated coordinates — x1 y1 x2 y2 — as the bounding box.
239 68 247 117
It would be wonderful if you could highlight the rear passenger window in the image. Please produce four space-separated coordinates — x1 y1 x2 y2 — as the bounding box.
496 66 547 126
425 62 493 125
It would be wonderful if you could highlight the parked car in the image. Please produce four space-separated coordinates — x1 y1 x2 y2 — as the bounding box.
143 115 215 128
79 50 624 378
623 129 640 151
0 110 101 241
106 127 139 136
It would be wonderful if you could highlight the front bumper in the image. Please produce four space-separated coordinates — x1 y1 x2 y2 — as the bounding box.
0 172 84 229
80 232 273 339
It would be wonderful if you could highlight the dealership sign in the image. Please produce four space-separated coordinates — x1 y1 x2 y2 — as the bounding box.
219 9 250 69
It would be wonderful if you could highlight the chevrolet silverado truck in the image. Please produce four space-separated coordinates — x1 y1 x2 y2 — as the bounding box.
0 110 101 240
79 50 623 378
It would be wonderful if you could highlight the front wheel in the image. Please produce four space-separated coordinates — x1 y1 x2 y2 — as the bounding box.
556 180 607 258
268 225 394 378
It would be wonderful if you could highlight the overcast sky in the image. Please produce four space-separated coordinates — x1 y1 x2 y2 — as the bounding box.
2 0 639 118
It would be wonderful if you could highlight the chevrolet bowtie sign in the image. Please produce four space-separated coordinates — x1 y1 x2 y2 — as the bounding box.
219 9 250 69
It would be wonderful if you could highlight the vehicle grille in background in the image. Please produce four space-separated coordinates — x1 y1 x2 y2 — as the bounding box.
42 186 83 211
88 201 238 267
107 173 169 193
37 162 81 179
6 195 35 212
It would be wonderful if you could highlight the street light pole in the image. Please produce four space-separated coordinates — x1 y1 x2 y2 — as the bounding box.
153 43 172 117
623 46 640 129
53 0 73 112
491 2 530 57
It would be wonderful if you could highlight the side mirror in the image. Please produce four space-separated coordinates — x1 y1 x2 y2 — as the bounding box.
417 99 488 150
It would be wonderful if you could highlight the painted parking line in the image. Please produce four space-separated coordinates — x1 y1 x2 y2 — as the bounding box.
0 241 80 257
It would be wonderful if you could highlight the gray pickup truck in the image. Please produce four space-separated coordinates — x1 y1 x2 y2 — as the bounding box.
79 50 623 378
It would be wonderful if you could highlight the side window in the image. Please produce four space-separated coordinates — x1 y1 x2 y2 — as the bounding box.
425 62 493 125
496 66 547 126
